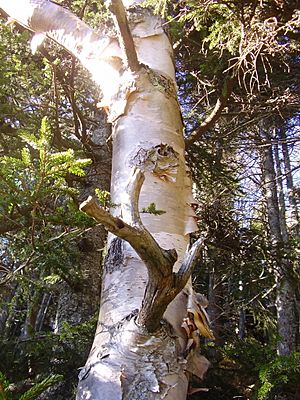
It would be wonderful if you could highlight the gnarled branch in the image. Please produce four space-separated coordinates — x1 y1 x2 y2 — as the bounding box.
80 167 207 332
80 168 177 278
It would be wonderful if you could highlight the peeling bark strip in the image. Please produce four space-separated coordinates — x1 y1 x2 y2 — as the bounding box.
77 318 189 400
0 1 211 398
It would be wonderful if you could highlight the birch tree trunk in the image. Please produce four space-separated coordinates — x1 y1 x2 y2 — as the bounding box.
0 1 211 398
261 127 297 355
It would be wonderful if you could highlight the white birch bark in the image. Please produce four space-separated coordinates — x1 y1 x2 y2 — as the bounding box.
0 1 211 398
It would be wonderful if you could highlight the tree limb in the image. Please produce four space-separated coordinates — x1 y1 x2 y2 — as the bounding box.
80 169 177 278
137 235 207 331
80 167 209 332
0 0 114 82
185 78 234 148
175 236 207 290
107 0 140 72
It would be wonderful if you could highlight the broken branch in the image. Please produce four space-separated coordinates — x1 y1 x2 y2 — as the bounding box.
175 236 207 291
107 0 140 72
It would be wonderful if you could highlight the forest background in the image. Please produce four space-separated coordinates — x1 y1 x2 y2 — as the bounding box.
0 0 299 399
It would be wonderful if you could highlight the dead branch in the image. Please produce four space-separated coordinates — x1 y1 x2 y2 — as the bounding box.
185 78 233 148
80 168 177 278
80 167 208 332
175 236 207 290
107 0 140 72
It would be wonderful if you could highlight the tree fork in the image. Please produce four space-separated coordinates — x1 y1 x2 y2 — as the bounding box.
80 168 206 332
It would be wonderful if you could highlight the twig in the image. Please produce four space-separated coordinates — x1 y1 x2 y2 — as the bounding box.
0 251 36 285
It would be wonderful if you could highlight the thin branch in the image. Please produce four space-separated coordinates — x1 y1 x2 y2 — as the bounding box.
39 47 89 149
185 78 234 148
0 251 36 285
107 0 140 72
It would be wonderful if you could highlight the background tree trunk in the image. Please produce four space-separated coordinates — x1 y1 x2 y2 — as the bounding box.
55 113 111 332
261 126 298 355
279 127 299 236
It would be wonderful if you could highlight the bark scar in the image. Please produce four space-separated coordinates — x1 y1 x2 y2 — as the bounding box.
129 143 179 182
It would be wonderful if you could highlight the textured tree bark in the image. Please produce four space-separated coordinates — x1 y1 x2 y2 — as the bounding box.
273 139 289 242
261 127 297 355
279 127 300 237
0 1 211 398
